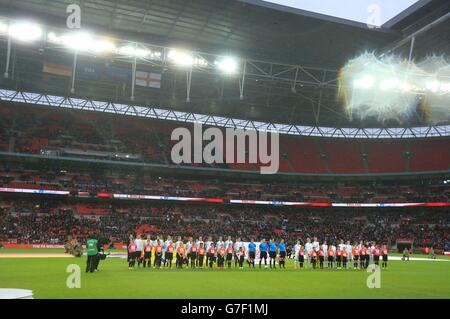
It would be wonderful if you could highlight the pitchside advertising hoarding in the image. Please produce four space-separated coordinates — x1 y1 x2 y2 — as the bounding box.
1 187 449 207
0 243 265 260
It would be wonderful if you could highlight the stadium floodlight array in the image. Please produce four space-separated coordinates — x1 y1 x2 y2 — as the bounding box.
0 17 239 74
215 57 240 74
167 49 209 68
47 31 115 54
0 21 8 34
47 31 163 60
340 53 450 123
0 15 342 107
8 21 43 42
353 75 450 95
115 45 161 59
353 75 375 89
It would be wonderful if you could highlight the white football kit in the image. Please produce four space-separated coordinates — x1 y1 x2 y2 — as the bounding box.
294 244 301 258
216 241 224 249
346 244 353 258
305 243 313 255
196 240 204 247
225 240 233 249
134 239 143 251
175 241 183 249
234 241 244 252
312 241 320 252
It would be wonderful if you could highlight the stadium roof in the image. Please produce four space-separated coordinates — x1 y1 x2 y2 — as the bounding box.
0 0 402 67
241 0 425 28
0 0 448 127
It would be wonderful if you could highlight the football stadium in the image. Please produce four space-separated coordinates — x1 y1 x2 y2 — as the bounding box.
0 0 449 301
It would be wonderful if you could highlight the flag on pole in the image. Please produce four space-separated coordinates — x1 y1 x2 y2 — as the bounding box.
105 63 132 83
76 61 104 80
135 71 161 88
42 62 72 77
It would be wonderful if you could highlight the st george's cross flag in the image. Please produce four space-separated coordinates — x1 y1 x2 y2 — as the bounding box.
135 71 161 89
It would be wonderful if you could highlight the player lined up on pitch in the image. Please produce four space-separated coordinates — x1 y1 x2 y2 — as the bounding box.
125 234 389 270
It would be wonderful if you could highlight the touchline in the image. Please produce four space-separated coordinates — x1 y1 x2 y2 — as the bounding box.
171 123 280 174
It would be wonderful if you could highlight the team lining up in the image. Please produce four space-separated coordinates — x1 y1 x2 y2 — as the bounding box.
126 235 389 270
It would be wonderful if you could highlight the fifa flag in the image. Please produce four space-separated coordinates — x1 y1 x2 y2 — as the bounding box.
42 62 72 77
135 71 161 89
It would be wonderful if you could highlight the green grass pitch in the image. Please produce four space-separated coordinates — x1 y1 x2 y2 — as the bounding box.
1 249 449 299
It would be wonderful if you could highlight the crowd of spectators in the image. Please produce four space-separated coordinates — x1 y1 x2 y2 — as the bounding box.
1 199 448 250
0 103 448 252
0 167 448 203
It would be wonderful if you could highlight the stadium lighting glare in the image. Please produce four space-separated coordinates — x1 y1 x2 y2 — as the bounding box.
116 45 152 58
215 57 239 74
49 34 158 58
398 82 412 92
0 21 8 34
90 39 116 53
66 32 92 51
67 32 115 53
168 50 194 67
353 75 374 89
8 21 43 42
440 82 450 94
426 81 440 93
47 32 63 44
194 57 208 67
380 78 399 91
49 31 115 54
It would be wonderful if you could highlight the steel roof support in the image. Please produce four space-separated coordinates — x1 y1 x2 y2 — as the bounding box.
0 88 448 139
3 35 11 78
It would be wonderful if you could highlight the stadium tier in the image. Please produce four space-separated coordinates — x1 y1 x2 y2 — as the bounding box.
0 200 448 253
0 0 449 302
0 168 449 203
0 101 449 175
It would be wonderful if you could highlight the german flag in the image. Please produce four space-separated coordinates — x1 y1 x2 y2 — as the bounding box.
42 62 72 77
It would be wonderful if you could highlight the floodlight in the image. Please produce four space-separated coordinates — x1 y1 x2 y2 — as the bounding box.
47 32 63 44
134 48 151 58
8 21 43 42
0 21 8 34
58 32 115 53
353 75 374 89
398 82 412 92
168 50 194 67
215 57 239 74
90 39 115 53
426 81 440 93
380 78 398 90
116 45 151 58
439 82 450 94
68 32 94 51
116 45 135 55
194 57 208 67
